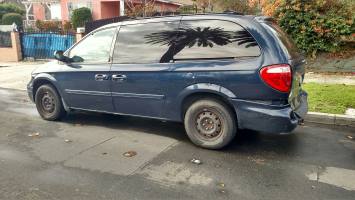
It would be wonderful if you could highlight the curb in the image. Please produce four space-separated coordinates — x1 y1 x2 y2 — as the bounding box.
305 112 355 128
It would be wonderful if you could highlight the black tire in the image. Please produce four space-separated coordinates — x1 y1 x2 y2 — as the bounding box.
184 98 237 149
35 84 66 120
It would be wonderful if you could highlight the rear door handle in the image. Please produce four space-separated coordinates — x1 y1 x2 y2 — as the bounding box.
95 74 109 81
112 74 127 81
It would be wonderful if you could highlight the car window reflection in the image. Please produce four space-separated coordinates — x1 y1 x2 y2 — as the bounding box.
145 21 259 62
113 20 260 64
70 28 115 63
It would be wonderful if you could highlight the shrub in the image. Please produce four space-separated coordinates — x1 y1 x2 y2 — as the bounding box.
0 3 25 23
1 13 23 26
71 7 92 29
275 0 353 57
35 20 61 32
62 21 73 32
177 5 197 14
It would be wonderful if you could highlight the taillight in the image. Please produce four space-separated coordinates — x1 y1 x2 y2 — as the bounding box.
260 64 292 93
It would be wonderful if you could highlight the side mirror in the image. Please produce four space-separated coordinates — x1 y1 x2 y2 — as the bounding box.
54 50 69 62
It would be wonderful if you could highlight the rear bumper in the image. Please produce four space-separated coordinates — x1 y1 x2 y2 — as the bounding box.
230 93 308 134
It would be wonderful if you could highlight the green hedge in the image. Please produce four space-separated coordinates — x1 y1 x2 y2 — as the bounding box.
0 3 25 24
1 13 23 26
71 7 92 29
275 0 353 57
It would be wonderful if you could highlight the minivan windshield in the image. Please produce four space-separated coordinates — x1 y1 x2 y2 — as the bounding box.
262 22 300 59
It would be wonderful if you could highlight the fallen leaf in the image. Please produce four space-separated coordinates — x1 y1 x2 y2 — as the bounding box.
218 182 225 188
191 158 202 165
123 151 137 157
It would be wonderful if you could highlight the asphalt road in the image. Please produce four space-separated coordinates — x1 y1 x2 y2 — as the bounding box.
0 88 354 200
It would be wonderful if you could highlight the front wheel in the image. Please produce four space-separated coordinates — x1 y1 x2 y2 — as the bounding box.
184 99 237 149
35 84 66 120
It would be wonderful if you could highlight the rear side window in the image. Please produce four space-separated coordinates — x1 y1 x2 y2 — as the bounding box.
113 22 179 64
173 20 261 60
261 22 300 59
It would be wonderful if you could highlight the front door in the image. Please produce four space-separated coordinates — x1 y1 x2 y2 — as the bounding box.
56 27 117 112
110 21 180 118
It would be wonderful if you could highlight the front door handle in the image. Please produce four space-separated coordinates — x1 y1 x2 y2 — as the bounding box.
95 74 109 81
112 74 127 81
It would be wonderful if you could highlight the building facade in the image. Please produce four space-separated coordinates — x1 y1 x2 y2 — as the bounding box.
26 0 182 22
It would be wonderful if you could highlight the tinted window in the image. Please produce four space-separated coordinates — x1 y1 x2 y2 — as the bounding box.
113 22 179 64
262 22 300 59
69 27 115 63
173 20 261 60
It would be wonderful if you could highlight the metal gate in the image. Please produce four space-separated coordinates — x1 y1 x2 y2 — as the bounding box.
20 31 75 59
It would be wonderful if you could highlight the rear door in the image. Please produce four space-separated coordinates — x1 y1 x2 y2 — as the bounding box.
110 21 180 118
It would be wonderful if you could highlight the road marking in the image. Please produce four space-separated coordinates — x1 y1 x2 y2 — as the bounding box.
307 167 355 191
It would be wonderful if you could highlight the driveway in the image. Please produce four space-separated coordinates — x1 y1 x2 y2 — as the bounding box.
0 88 354 200
0 62 42 90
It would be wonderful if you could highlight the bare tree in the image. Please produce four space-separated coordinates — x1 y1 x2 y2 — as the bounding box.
125 0 157 17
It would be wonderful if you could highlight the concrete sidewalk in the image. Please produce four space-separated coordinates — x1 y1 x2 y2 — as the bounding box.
304 72 355 85
0 61 45 90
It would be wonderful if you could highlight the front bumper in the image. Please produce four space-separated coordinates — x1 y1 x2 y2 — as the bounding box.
230 93 308 134
27 80 34 102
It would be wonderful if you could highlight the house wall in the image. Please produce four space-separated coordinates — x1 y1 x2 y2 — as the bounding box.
100 1 120 19
60 0 180 21
0 32 22 62
33 4 45 20
157 2 180 13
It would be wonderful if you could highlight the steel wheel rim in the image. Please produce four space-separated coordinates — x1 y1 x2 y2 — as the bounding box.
41 91 55 113
195 109 223 140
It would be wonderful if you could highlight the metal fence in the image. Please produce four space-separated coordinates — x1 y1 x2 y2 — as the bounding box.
85 16 130 34
20 31 75 59
0 31 12 48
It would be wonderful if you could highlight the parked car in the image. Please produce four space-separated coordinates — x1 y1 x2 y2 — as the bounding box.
27 14 308 149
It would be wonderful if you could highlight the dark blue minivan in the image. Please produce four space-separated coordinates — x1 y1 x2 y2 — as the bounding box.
27 14 308 149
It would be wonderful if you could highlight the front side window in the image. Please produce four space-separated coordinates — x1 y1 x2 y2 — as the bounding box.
173 20 261 60
69 27 115 63
113 22 179 64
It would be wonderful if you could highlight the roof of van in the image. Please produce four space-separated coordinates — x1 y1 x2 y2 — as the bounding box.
100 13 260 29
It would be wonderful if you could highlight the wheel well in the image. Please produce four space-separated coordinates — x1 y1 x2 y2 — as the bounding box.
32 79 56 101
181 92 237 120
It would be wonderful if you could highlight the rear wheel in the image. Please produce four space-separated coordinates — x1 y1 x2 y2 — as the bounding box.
184 99 237 149
35 84 66 120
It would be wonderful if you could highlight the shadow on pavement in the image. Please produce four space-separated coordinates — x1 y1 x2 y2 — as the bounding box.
61 111 301 156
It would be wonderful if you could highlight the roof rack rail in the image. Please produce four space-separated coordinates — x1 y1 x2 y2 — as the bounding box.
98 12 247 25
222 10 244 15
